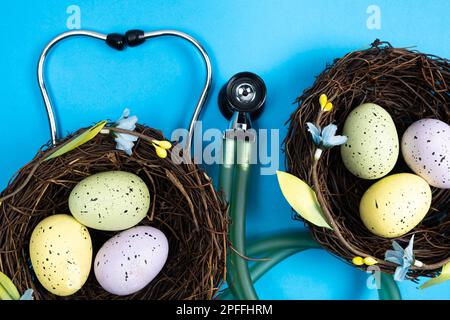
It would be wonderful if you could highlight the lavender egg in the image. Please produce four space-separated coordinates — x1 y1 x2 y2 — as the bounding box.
401 119 450 189
94 226 169 296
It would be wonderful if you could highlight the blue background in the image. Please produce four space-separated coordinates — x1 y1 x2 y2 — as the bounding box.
1 0 449 299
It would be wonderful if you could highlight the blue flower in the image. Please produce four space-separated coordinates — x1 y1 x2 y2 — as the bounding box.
306 123 347 160
385 235 422 281
114 108 138 156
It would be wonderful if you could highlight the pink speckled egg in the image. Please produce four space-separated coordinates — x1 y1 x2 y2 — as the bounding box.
401 119 450 189
94 226 168 296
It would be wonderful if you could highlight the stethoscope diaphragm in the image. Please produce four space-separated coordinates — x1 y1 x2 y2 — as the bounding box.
219 72 266 120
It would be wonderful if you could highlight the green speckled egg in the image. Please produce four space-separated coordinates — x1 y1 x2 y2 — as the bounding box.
341 103 399 179
69 171 150 231
29 214 92 296
360 173 431 238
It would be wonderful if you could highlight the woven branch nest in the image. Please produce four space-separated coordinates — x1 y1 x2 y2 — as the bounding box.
0 124 228 299
285 40 450 278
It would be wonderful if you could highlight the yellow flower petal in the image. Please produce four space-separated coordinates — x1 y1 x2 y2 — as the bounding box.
153 140 172 149
323 101 333 112
319 94 328 109
420 262 450 289
45 120 107 161
364 257 378 266
352 256 364 266
154 145 168 158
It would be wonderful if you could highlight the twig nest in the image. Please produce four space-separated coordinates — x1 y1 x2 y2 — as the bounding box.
0 124 227 299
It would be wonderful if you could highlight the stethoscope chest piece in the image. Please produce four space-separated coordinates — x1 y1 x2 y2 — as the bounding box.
219 72 266 121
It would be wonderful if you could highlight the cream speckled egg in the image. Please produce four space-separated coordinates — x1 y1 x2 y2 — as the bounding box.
69 171 150 231
360 173 431 238
94 226 168 296
29 214 92 296
341 103 399 179
401 119 450 189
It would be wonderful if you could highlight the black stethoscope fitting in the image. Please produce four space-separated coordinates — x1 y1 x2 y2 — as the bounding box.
106 30 147 50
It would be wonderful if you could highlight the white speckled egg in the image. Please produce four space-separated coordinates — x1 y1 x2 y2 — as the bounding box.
401 119 450 189
360 173 432 238
94 226 168 296
69 171 150 231
341 103 399 179
29 214 92 296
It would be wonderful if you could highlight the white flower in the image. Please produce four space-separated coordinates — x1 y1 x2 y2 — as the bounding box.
114 108 138 156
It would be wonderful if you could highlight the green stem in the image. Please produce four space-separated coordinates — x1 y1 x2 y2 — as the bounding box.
106 126 157 144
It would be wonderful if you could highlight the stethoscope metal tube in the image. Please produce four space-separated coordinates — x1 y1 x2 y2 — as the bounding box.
142 30 212 153
37 29 212 154
37 30 107 147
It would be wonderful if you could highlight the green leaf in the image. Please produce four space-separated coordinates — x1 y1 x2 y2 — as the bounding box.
276 170 332 229
45 120 107 161
420 262 450 289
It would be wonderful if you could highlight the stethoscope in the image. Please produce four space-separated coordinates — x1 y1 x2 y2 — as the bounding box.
38 29 399 300
218 72 266 300
38 29 211 153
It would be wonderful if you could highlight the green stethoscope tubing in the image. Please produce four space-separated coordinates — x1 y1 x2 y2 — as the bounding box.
218 232 401 300
218 140 401 300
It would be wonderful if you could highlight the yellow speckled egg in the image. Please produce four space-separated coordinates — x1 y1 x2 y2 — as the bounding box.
341 103 399 179
360 173 432 238
29 214 92 296
69 171 150 231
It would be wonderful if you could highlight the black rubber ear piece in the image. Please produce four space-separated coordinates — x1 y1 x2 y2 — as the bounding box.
125 29 146 47
106 33 126 51
106 30 146 50
219 72 266 120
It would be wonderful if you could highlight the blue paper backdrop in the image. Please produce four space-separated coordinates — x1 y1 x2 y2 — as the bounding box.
1 0 449 299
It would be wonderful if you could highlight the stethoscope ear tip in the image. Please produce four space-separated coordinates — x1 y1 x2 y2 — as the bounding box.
106 33 126 51
106 30 146 51
219 72 266 120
